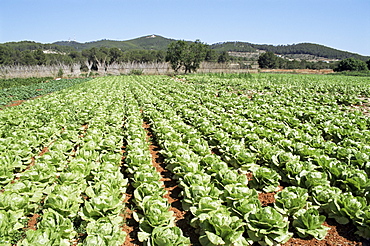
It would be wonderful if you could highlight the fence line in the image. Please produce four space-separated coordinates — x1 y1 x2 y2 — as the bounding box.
0 62 259 79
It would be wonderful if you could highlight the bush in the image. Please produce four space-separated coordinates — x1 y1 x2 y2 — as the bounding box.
57 68 64 78
334 58 368 72
128 69 143 75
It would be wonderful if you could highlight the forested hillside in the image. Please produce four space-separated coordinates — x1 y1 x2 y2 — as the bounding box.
251 43 367 61
53 35 175 51
1 35 369 67
210 42 369 61
2 41 75 53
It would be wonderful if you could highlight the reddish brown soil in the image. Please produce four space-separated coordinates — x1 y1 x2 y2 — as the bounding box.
257 188 369 246
1 92 50 110
28 146 49 168
258 192 276 207
26 214 40 231
257 185 283 206
260 69 334 74
3 95 368 245
284 219 368 246
143 121 201 245
4 100 25 108
246 172 254 181
349 100 370 117
39 146 49 156
8 145 51 186
120 134 140 246
121 199 140 246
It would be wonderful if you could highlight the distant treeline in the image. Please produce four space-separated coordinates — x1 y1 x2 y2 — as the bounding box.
258 52 370 72
1 41 75 53
212 42 369 61
1 40 366 72
251 43 367 61
257 51 335 70
0 44 236 70
0 45 167 67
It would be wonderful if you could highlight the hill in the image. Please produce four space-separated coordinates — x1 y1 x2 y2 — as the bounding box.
251 43 367 61
53 35 175 51
210 42 369 61
1 35 369 61
2 40 75 53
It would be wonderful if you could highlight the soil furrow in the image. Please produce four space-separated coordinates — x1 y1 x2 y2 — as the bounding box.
19 124 89 238
142 121 201 246
120 140 141 246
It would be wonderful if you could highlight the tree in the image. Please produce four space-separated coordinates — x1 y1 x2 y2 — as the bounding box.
155 50 166 62
68 51 85 64
166 40 187 72
34 49 46 65
0 46 13 65
166 40 208 73
258 51 279 69
367 59 370 70
11 50 23 65
108 48 123 64
20 51 37 65
217 51 230 63
334 58 368 72
205 49 218 62
82 47 109 71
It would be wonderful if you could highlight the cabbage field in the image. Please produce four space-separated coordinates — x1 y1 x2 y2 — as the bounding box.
1 74 370 245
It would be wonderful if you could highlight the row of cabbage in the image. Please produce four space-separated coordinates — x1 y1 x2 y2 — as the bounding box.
177 74 370 200
130 74 369 244
1 77 128 245
121 87 190 245
127 76 328 245
1 74 369 245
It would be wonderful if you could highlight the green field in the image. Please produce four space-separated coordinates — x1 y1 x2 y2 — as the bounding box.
1 74 369 245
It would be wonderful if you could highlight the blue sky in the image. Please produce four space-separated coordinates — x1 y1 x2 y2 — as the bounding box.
1 0 369 56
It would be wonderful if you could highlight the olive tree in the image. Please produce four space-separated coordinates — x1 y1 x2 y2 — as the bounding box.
166 40 208 73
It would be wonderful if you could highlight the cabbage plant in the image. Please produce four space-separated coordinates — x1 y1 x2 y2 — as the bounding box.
248 166 281 193
274 186 309 216
292 208 330 240
246 206 292 246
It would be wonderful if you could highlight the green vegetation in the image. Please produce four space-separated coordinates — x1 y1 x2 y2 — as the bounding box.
1 35 369 71
0 77 91 107
258 52 280 69
211 41 256 52
166 40 208 73
128 69 143 75
0 45 166 67
0 77 53 89
258 51 335 70
0 74 369 245
1 40 75 53
54 35 175 51
212 42 369 61
329 71 370 77
251 43 368 61
334 58 369 72
257 52 370 72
